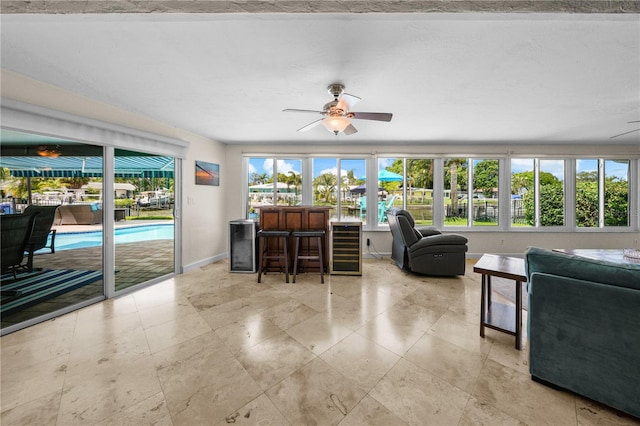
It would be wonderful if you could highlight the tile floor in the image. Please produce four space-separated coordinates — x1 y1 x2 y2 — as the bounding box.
1 258 638 425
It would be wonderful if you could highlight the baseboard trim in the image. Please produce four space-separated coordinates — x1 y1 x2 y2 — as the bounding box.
183 253 227 273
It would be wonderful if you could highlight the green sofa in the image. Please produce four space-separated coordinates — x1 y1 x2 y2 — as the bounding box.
524 247 640 418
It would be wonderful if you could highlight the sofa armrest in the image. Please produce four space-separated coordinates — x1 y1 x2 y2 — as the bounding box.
525 246 640 291
528 272 640 418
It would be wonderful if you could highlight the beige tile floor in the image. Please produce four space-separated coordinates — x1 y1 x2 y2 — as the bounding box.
1 258 638 425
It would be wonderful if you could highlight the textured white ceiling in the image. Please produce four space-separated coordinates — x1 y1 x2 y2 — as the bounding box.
1 13 639 145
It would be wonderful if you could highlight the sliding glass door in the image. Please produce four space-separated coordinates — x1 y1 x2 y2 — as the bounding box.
0 134 105 330
113 149 175 292
1 133 179 333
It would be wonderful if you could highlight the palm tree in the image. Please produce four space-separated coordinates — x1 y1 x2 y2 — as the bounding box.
314 173 337 203
445 158 466 217
286 171 301 194
249 172 268 185
345 169 358 185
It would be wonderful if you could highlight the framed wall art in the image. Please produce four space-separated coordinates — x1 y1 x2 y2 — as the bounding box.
195 160 219 186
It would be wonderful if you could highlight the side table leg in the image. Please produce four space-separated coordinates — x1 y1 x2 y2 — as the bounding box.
480 274 486 337
487 275 492 308
515 279 522 350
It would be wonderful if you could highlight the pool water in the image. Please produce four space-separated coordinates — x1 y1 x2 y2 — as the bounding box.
45 224 174 251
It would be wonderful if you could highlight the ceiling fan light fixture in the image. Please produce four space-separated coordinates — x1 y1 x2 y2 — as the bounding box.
284 84 391 136
322 116 350 135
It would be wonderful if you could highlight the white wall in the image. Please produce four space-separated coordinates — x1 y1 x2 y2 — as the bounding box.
182 138 228 269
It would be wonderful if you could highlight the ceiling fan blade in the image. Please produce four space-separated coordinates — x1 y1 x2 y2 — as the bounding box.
343 123 358 135
610 128 640 139
350 112 393 122
628 120 640 123
297 118 324 132
283 109 325 114
337 93 361 111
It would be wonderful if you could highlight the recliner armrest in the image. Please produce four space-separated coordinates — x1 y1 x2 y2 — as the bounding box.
410 233 468 248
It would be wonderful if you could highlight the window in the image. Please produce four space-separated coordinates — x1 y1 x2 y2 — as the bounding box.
245 155 636 231
248 156 365 221
275 159 302 206
247 157 302 217
405 158 434 226
576 159 599 227
577 159 630 228
604 160 629 227
511 158 534 227
340 159 366 222
471 159 499 226
377 158 403 225
247 157 273 217
444 158 468 227
312 157 338 217
539 160 564 227
511 158 564 228
311 158 366 221
442 158 499 227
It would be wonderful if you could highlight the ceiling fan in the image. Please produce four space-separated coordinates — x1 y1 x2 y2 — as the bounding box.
283 84 393 135
610 121 640 139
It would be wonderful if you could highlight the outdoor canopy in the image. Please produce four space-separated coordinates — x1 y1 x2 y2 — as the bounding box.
0 155 175 178
359 170 404 182
377 170 403 181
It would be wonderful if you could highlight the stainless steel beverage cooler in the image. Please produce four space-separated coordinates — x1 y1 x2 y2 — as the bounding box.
229 219 258 272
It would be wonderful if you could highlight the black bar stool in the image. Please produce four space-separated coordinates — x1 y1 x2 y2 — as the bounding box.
292 230 325 283
257 230 291 283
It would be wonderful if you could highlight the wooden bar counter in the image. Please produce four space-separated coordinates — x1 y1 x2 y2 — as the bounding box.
258 206 331 272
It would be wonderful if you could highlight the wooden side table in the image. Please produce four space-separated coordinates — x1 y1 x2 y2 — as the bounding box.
473 254 527 350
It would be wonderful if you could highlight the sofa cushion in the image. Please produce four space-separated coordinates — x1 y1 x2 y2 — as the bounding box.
525 246 640 291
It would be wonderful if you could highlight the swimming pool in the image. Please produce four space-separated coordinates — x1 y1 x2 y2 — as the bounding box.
45 224 174 251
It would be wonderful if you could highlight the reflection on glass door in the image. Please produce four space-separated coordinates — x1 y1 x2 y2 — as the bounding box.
114 149 175 292
0 135 105 331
